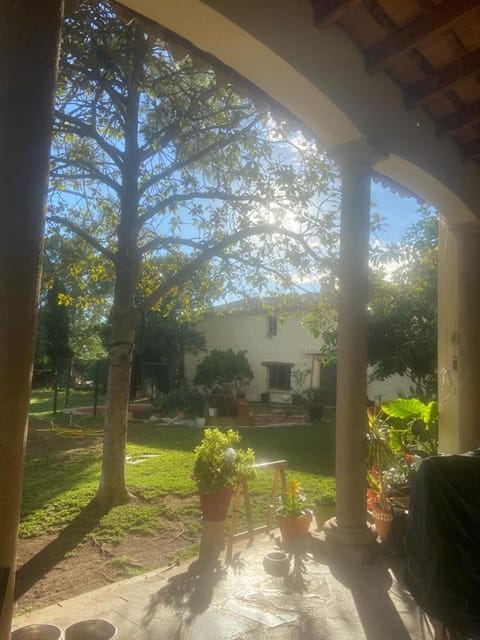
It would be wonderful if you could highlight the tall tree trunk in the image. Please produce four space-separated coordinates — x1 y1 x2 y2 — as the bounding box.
0 2 63 637
96 25 143 506
96 255 139 505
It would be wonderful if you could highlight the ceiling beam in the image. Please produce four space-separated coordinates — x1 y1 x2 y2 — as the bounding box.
437 100 480 136
405 48 480 108
461 138 480 160
365 0 480 74
312 0 361 27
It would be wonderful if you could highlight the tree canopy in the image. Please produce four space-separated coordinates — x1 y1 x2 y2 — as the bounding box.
367 206 438 397
49 1 339 504
194 348 254 392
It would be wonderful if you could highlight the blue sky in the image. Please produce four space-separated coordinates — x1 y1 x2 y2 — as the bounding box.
371 182 422 243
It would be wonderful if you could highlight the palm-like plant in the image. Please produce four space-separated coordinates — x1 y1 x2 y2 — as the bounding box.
366 407 395 512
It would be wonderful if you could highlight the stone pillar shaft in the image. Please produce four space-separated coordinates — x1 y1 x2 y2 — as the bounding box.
0 3 63 637
324 140 382 546
455 224 480 452
335 160 370 530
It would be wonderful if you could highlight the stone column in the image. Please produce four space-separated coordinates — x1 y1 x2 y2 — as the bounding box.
0 3 63 637
437 218 459 453
324 140 383 546
452 223 480 453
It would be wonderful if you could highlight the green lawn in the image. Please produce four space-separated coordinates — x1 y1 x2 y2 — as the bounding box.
29 388 105 418
23 390 336 556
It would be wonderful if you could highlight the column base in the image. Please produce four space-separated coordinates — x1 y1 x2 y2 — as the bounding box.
323 517 376 546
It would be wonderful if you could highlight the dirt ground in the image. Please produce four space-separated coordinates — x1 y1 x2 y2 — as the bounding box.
15 526 192 615
14 422 198 616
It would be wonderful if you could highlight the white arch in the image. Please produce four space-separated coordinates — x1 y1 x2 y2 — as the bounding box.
125 0 480 223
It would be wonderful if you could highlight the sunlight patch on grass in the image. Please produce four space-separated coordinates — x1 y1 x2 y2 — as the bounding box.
90 504 167 544
22 404 336 547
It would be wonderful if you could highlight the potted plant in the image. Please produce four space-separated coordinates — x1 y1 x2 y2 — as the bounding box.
313 484 336 530
193 428 255 521
367 466 393 540
276 479 313 543
366 407 394 539
303 388 327 421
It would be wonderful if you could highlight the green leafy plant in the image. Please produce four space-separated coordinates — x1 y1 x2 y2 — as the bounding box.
366 406 395 472
162 386 206 417
192 428 255 493
381 397 438 456
278 479 308 517
366 407 395 512
194 349 254 395
302 388 327 421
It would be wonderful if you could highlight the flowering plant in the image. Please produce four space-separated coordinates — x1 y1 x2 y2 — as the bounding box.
367 465 391 511
278 480 308 517
384 453 417 487
193 428 255 493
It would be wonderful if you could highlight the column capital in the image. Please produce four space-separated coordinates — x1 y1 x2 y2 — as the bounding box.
330 137 387 168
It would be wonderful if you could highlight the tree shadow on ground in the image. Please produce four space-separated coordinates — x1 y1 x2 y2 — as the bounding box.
142 557 227 628
15 499 109 600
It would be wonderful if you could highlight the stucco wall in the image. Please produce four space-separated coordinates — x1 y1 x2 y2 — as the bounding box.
367 370 414 403
185 309 414 403
185 311 320 402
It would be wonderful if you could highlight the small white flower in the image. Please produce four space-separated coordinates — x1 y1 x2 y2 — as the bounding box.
224 447 237 463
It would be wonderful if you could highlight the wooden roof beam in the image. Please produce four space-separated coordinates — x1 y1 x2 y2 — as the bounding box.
405 48 480 109
461 138 480 161
437 101 480 136
312 0 361 28
365 0 480 74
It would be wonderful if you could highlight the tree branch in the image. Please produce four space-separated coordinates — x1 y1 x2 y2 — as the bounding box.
52 159 121 194
139 236 204 255
138 223 320 311
48 214 117 263
67 60 128 121
138 190 266 227
55 109 124 167
138 114 262 196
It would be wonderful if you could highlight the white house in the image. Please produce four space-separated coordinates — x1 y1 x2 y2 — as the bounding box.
185 297 413 404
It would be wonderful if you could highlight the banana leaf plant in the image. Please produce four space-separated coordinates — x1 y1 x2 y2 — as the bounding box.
381 398 438 457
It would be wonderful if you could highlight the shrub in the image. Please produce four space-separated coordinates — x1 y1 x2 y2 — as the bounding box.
192 428 255 493
162 386 206 416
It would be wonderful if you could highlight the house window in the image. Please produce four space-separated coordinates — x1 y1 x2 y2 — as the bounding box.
266 363 291 390
268 315 277 336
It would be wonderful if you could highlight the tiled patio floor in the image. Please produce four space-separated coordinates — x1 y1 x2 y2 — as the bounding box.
13 533 435 639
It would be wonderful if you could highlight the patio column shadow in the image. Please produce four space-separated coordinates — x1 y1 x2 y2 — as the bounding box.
323 551 429 640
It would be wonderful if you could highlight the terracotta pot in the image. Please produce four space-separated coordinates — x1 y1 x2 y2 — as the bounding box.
276 508 313 543
199 486 233 521
372 504 393 540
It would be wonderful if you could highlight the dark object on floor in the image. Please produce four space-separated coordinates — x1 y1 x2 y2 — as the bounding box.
383 508 408 556
405 454 480 639
64 619 117 640
263 551 290 577
12 624 63 640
